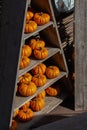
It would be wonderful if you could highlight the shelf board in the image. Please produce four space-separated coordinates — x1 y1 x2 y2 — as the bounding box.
18 47 60 77
14 71 67 111
24 21 53 40
16 96 64 130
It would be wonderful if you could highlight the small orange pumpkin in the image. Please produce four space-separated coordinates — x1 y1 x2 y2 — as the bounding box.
46 66 60 79
13 109 19 118
21 45 32 57
30 97 45 111
29 38 45 50
25 20 37 33
34 12 50 25
32 74 47 87
36 90 46 99
20 101 30 110
11 120 17 130
19 73 32 84
20 56 30 69
31 63 46 75
17 108 34 122
45 86 60 96
18 82 37 96
34 47 48 60
26 11 34 22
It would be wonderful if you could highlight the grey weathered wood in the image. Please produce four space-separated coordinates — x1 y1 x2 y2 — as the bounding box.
75 0 87 110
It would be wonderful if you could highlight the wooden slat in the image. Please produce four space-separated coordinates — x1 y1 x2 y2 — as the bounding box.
75 0 87 111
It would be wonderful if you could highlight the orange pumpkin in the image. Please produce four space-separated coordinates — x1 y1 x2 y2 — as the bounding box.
31 63 46 75
34 12 50 25
32 74 47 87
19 73 32 84
25 20 37 33
34 47 48 59
29 38 45 50
21 45 32 57
20 101 30 109
18 82 37 96
30 97 45 111
45 86 60 96
20 56 30 69
11 120 17 130
17 108 34 122
26 11 34 22
46 66 60 79
36 90 46 99
13 109 19 118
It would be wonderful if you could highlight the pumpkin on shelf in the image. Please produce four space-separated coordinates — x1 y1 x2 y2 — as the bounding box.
30 97 45 111
32 74 47 87
31 63 46 75
45 85 60 96
36 90 46 99
19 56 30 69
34 12 50 25
19 73 32 84
29 38 45 50
33 47 48 60
17 108 34 122
26 10 34 22
21 45 32 57
13 109 19 118
25 20 37 33
11 120 17 130
20 101 30 110
18 82 37 97
45 65 60 79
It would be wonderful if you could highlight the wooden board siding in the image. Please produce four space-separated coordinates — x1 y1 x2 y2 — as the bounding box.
0 1 26 130
75 0 87 110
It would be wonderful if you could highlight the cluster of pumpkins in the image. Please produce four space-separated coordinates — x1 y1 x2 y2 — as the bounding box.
20 38 49 69
25 9 50 33
18 63 60 97
14 83 60 122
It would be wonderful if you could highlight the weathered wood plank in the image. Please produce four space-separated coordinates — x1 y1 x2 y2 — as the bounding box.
0 0 26 130
75 0 87 110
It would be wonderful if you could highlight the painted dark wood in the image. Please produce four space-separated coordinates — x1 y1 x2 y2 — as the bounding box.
0 0 26 129
75 0 87 110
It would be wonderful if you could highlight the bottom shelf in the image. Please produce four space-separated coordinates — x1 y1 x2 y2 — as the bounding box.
16 95 65 130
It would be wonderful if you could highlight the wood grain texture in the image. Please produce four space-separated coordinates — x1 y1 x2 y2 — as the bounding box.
75 0 87 110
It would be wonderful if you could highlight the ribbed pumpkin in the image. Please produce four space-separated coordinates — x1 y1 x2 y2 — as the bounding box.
11 120 17 130
21 45 32 57
26 11 34 22
46 66 60 79
34 12 50 25
31 63 46 75
17 108 34 122
18 82 37 96
20 56 30 69
36 90 46 99
25 20 37 33
19 73 32 84
19 56 30 69
20 101 30 109
30 97 45 111
45 86 60 96
34 47 48 60
32 74 47 87
29 38 45 50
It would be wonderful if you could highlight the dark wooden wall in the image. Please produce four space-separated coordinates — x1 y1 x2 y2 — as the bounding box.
0 0 26 129
75 0 87 111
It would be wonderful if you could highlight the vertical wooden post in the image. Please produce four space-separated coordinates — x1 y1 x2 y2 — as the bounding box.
0 0 26 129
75 0 87 111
